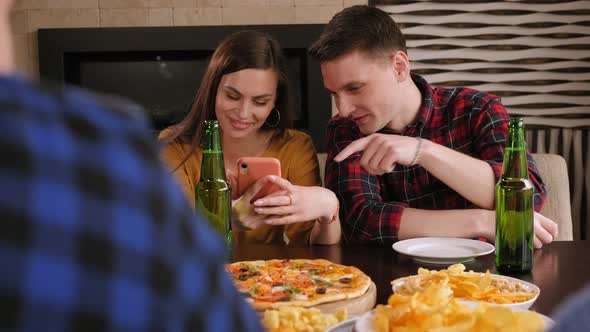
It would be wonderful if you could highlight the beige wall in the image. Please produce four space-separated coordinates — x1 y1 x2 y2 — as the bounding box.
10 0 367 78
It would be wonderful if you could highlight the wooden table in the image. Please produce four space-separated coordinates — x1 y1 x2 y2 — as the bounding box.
232 241 590 316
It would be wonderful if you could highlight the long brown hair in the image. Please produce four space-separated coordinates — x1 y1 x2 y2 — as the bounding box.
160 30 293 168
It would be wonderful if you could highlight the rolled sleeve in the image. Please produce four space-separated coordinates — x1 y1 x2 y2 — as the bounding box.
326 118 408 244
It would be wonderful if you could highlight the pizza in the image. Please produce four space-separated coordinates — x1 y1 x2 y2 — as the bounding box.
226 259 372 310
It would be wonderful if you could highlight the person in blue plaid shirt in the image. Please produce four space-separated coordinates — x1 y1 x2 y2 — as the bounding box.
550 284 590 332
0 1 262 331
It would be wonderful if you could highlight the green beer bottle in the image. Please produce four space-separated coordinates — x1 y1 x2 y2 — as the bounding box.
495 117 534 273
195 120 232 253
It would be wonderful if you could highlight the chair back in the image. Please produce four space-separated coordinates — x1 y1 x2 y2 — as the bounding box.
532 153 574 241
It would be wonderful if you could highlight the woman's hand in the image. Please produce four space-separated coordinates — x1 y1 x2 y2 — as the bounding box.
251 176 338 225
231 175 285 231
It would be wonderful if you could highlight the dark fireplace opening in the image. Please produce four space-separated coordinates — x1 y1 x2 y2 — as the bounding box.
64 50 206 129
38 25 330 151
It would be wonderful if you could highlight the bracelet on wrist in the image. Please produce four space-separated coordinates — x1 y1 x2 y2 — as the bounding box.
409 137 422 166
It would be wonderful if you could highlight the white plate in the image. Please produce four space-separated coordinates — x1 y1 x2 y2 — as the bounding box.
542 313 556 330
392 237 495 264
391 273 540 311
354 310 554 332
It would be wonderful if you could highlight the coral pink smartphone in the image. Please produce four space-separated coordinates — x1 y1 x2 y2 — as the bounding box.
236 157 282 201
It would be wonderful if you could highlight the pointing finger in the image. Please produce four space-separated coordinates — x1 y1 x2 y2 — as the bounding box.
334 136 371 162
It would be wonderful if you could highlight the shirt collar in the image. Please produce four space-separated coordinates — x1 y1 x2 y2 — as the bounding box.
408 72 435 131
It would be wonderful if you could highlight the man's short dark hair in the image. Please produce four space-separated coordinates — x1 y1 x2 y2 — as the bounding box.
309 5 407 62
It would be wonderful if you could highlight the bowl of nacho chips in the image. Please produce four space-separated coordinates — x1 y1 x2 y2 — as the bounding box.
391 263 540 311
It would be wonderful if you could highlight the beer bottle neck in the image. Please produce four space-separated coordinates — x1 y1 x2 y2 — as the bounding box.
502 122 529 179
200 121 226 181
200 150 225 180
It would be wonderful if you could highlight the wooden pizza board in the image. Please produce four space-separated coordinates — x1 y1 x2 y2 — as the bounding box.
313 281 377 317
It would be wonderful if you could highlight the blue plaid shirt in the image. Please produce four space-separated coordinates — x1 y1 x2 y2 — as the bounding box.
0 75 263 332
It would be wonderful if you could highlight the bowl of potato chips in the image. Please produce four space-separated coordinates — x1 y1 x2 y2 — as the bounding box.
391 263 540 311
358 280 551 332
262 306 347 332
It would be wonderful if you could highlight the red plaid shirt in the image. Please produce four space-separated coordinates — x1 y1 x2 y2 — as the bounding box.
325 74 546 244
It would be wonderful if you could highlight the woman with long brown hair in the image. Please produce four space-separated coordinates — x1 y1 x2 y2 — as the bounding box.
160 31 340 245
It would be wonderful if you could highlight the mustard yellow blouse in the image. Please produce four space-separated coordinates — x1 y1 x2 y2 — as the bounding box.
159 129 321 245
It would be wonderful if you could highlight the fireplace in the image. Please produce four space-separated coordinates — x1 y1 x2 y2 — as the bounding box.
37 25 331 151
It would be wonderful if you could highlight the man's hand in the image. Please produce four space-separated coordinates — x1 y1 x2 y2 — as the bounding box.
334 133 421 175
533 212 559 249
486 210 558 249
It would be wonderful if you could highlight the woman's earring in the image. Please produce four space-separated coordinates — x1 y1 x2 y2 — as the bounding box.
265 107 281 128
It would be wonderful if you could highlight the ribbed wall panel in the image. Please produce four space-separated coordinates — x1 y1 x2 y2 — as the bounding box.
373 0 590 239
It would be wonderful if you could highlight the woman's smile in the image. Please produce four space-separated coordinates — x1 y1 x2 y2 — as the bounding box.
228 117 254 130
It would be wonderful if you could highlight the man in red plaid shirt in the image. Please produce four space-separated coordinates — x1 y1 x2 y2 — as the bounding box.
309 5 558 246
